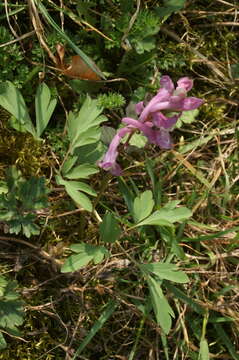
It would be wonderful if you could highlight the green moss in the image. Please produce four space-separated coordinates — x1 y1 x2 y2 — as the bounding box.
0 110 51 177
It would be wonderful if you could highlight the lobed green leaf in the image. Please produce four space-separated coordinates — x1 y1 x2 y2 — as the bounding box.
146 275 174 334
136 207 192 227
0 81 36 136
140 262 189 283
35 82 57 137
133 190 154 223
64 164 99 179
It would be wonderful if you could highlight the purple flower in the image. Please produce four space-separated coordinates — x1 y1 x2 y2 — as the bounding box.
99 75 204 175
98 127 132 175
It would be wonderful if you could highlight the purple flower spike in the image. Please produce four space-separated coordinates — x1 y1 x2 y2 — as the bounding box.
99 74 204 175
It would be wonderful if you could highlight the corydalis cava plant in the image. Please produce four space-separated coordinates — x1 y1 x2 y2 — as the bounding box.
99 75 204 175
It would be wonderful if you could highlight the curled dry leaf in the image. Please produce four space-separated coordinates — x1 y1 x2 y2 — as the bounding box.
55 43 101 81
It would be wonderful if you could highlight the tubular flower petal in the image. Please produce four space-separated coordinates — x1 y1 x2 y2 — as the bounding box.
135 101 144 115
176 77 193 91
122 117 173 149
150 128 172 149
160 75 175 92
122 117 154 137
98 127 132 175
180 97 204 110
138 75 203 119
138 88 171 122
152 112 180 129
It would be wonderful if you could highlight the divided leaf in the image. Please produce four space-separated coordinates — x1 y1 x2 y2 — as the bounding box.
64 164 99 179
176 109 199 128
61 155 79 175
61 243 109 273
0 81 36 137
56 175 96 212
140 262 189 283
35 82 57 137
118 178 135 215
0 332 7 350
18 176 49 210
65 184 93 212
133 190 154 223
0 276 25 346
0 168 48 237
141 262 189 333
65 180 97 196
135 207 192 227
74 142 106 164
179 135 214 154
156 0 186 20
146 275 174 334
67 96 107 153
0 300 25 330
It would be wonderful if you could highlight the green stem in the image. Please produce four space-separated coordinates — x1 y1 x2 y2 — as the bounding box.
128 316 146 360
59 145 72 172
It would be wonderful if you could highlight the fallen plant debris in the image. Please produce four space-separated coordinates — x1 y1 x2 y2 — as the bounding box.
55 43 102 81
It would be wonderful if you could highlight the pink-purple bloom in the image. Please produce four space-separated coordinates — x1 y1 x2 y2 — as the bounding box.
98 127 132 175
98 75 204 175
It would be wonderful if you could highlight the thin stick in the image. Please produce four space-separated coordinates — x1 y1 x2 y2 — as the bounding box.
28 0 58 65
196 22 239 27
0 236 62 268
121 0 141 50
0 30 36 48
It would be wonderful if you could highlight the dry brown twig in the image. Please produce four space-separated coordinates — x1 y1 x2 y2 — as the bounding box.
216 0 239 9
4 0 19 39
196 22 239 27
0 30 36 48
27 0 58 65
0 235 62 269
121 0 141 50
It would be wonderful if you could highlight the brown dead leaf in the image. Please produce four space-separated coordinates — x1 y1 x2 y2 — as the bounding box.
55 43 101 81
